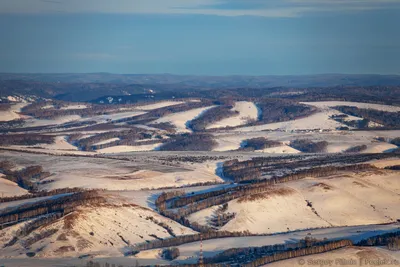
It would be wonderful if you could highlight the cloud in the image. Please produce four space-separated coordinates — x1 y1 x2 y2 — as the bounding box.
0 0 399 17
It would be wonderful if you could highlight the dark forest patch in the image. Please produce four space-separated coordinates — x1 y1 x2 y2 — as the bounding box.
289 139 328 153
159 133 217 151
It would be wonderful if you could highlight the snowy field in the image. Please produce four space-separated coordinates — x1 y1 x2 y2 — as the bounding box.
97 143 162 153
266 246 400 267
28 136 79 151
152 105 216 132
83 110 146 123
135 101 185 111
2 246 399 267
237 110 344 131
303 101 400 112
1 99 399 266
0 102 28 121
24 115 82 127
0 175 28 197
188 169 400 234
60 104 88 110
206 101 259 129
135 223 400 264
0 202 196 259
0 151 224 191
236 101 400 132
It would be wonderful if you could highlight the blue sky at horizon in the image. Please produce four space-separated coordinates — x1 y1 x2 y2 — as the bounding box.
0 0 399 75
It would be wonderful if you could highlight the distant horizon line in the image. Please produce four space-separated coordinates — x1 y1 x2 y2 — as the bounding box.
1 72 400 77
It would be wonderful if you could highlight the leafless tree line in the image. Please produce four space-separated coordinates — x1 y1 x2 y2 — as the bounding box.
0 190 103 226
137 239 352 267
0 187 93 203
0 134 54 146
335 106 400 128
222 152 397 182
357 231 400 251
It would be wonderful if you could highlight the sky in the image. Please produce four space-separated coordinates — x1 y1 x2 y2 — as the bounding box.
0 0 399 75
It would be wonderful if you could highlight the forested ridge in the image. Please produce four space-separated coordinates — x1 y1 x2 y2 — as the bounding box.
130 239 353 267
253 98 315 125
188 105 238 131
0 190 103 226
120 100 214 124
2 79 400 265
146 152 398 243
334 106 400 128
222 153 393 183
159 133 217 151
155 164 377 227
0 160 51 191
73 128 157 151
0 134 54 146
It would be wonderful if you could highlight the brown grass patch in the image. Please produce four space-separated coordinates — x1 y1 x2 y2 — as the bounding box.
356 247 387 260
312 182 333 190
77 237 93 251
63 211 81 230
68 230 81 238
54 246 75 254
101 202 151 212
104 170 161 180
237 187 294 203
56 233 68 241
352 181 369 188
104 176 143 180
356 169 387 177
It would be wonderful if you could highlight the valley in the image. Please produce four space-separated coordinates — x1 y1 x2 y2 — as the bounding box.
0 78 399 266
